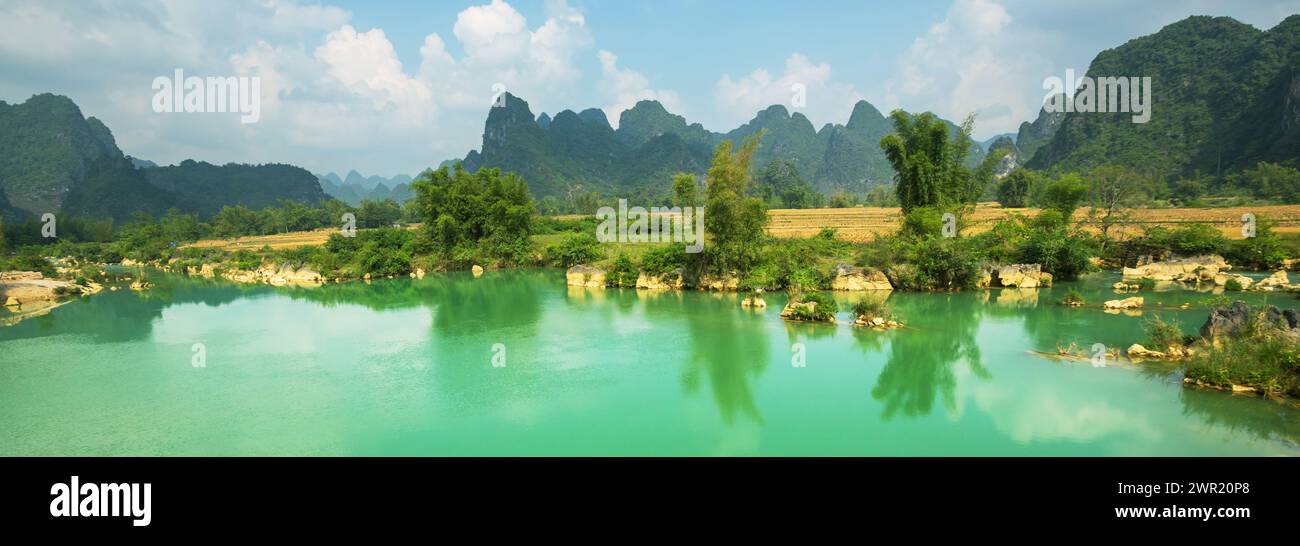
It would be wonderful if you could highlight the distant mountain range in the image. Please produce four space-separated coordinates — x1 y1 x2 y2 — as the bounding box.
1 16 1293 224
445 93 985 201
0 94 325 222
316 170 415 206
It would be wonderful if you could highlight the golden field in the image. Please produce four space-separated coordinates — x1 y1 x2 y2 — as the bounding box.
186 204 1300 251
768 203 1300 242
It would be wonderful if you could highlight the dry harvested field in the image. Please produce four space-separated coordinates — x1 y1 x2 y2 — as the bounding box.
768 203 1300 242
186 204 1300 250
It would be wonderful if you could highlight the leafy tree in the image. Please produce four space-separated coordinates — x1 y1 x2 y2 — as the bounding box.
880 111 977 212
699 133 768 274
1038 173 1088 220
996 169 1034 208
1086 166 1149 249
357 199 403 228
828 189 857 208
410 165 535 265
607 253 638 287
544 232 604 267
671 173 699 208
1230 162 1300 202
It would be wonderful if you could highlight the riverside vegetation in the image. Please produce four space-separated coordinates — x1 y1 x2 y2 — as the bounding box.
5 104 1300 403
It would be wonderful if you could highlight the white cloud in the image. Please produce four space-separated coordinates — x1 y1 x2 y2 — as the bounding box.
453 0 530 64
882 0 1039 137
0 0 600 176
596 50 682 128
315 25 433 124
713 53 864 129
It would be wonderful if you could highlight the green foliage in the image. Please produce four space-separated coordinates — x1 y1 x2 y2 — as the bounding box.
1224 277 1244 291
1014 224 1097 281
753 158 823 209
357 199 403 228
1225 162 1300 202
790 291 838 321
671 173 700 208
996 169 1035 208
1144 315 1185 351
1038 173 1088 219
1061 289 1085 306
1106 224 1229 266
544 232 605 268
606 253 637 287
698 134 768 275
1185 333 1300 398
852 298 894 320
1227 220 1287 270
880 111 977 212
639 245 688 276
1026 17 1300 181
892 237 982 291
899 206 946 239
410 165 535 267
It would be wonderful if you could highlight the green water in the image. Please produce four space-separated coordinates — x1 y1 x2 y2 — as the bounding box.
1 269 1298 456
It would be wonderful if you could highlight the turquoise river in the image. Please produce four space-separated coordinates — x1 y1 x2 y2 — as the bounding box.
2 269 1298 456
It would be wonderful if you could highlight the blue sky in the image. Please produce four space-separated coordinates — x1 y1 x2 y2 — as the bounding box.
1 0 1295 177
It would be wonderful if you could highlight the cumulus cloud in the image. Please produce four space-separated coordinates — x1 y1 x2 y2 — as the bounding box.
881 0 1041 138
713 53 864 129
596 50 682 128
0 0 606 175
315 25 433 123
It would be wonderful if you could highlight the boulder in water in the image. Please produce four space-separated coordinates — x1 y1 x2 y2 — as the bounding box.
829 263 892 290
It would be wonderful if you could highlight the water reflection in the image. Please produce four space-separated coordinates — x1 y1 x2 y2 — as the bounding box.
677 292 770 425
870 293 989 420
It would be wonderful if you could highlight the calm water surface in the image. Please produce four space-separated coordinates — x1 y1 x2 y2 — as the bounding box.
1 269 1298 456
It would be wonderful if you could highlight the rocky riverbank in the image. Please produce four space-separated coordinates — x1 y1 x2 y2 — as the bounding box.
0 271 105 325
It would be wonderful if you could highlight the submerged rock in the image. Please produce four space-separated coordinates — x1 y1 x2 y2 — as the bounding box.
779 299 834 322
829 263 892 290
1215 273 1254 289
1103 296 1144 310
1254 270 1290 290
566 264 607 288
1126 344 1166 359
854 315 903 329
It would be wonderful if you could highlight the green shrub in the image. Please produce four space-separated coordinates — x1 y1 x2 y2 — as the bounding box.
1225 277 1244 291
1061 289 1084 306
790 292 838 321
852 298 893 319
606 253 637 287
639 245 687 276
1143 315 1185 351
543 232 604 268
905 237 981 290
1137 277 1157 291
1185 335 1300 397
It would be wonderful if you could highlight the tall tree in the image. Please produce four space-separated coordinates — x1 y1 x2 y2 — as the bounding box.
701 132 768 274
879 111 977 212
671 172 699 208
